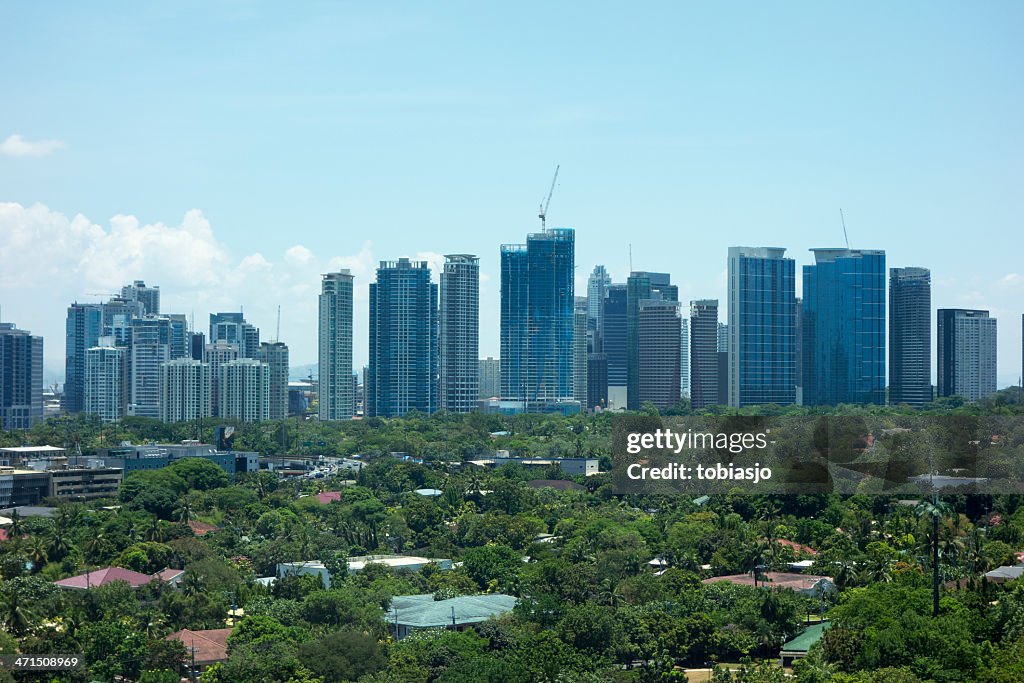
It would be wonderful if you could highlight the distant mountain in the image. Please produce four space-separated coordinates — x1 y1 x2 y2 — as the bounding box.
290 363 318 382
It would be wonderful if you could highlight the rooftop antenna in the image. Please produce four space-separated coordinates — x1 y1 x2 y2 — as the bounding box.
840 209 851 249
538 164 560 229
275 305 281 343
629 243 633 272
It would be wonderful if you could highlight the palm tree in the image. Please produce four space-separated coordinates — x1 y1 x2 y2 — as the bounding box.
916 497 953 617
47 529 72 562
146 517 165 542
0 591 34 635
175 499 194 525
7 509 25 538
24 537 48 570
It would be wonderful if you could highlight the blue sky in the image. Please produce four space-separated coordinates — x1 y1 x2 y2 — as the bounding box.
1 2 1022 387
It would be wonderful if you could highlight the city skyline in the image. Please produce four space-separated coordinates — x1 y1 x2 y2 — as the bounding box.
1 3 1022 387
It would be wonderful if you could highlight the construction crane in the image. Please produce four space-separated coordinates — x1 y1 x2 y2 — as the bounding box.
840 209 851 249
538 165 560 230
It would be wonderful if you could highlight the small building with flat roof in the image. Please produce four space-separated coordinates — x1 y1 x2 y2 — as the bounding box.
388 593 517 639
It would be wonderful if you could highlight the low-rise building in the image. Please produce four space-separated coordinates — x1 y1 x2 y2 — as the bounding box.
389 593 518 639
166 628 231 675
702 572 836 598
48 466 123 501
278 555 453 589
0 468 50 508
780 621 831 667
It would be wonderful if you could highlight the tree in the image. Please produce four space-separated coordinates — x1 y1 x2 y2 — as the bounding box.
169 458 230 491
297 629 385 682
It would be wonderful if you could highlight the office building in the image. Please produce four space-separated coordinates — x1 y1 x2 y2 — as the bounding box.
627 272 677 410
603 284 628 410
937 309 997 402
219 358 270 423
0 321 43 430
64 303 104 413
128 316 172 419
478 357 500 399
587 265 612 344
889 267 933 406
209 312 260 358
439 255 480 413
120 280 160 316
204 342 239 416
574 306 588 406
727 247 797 407
500 228 575 411
587 353 608 411
85 342 125 422
717 323 729 407
368 258 438 417
690 300 719 410
638 299 681 408
256 341 289 420
190 331 206 361
161 359 212 423
802 249 886 406
319 271 355 421
679 318 690 399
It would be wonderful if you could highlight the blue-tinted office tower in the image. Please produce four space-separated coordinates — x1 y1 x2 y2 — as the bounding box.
602 284 628 409
500 228 575 411
889 267 932 406
627 272 677 410
64 302 104 413
802 248 886 406
727 247 797 407
367 258 438 417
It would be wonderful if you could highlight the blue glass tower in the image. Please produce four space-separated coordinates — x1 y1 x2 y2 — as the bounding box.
500 228 575 411
727 247 796 407
367 258 438 417
64 302 104 413
802 248 886 406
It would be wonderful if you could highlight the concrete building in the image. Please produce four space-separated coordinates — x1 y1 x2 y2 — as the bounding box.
0 320 43 430
0 467 50 507
256 341 289 420
209 312 260 358
889 267 933 406
638 299 681 408
219 359 270 423
203 341 239 416
120 280 160 316
627 272 677 410
49 466 124 501
128 316 172 419
574 304 589 407
690 300 719 409
603 284 628 410
161 359 212 423
478 357 500 399
85 342 125 422
439 255 479 413
937 309 997 402
319 271 355 420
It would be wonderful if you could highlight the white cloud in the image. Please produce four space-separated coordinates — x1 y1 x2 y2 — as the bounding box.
999 273 1023 288
284 244 314 265
0 134 65 157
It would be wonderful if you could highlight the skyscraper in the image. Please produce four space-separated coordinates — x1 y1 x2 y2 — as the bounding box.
627 272 677 410
439 255 480 413
727 246 797 407
690 300 719 410
85 341 125 422
203 341 239 416
937 309 997 402
587 265 612 345
478 357 500 399
368 258 438 417
574 304 589 406
209 312 260 358
679 317 690 399
603 284 628 410
257 341 289 420
64 302 104 413
319 271 354 421
802 249 886 406
638 299 681 408
219 358 270 423
717 323 729 407
500 228 575 411
889 267 932 407
161 358 211 423
129 316 172 418
120 280 160 316
0 320 43 430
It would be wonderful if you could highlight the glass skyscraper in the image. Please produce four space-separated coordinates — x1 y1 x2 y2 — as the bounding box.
603 284 627 409
0 320 43 430
626 272 677 410
727 247 796 407
690 300 719 410
64 302 104 413
802 248 886 406
500 228 575 411
889 267 932 406
368 258 438 417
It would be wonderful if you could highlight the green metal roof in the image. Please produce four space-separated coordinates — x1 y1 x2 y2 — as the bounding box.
781 621 831 653
389 593 518 628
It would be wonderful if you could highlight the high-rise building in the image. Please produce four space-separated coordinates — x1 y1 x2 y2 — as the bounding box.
204 341 239 416
129 316 172 419
679 318 690 399
627 272 677 410
219 358 270 423
717 323 729 407
937 309 997 402
587 265 612 345
727 247 797 407
889 267 932 407
690 300 719 410
638 299 681 408
161 359 212 423
500 228 575 411
120 280 160 316
603 284 628 410
0 320 43 430
478 357 501 399
574 305 589 406
209 312 260 358
319 271 354 421
190 331 206 361
368 258 438 417
64 302 104 413
587 353 608 411
256 341 289 420
85 341 125 422
439 255 479 413
802 249 886 406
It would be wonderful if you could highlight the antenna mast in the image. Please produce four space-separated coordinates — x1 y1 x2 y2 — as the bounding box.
275 305 281 343
840 209 851 249
538 165 560 229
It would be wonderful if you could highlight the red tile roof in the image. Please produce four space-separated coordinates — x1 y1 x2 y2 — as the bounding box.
188 521 218 536
316 491 342 504
166 628 232 665
54 567 156 590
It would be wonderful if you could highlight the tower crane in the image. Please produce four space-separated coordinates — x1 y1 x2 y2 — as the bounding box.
538 165 560 229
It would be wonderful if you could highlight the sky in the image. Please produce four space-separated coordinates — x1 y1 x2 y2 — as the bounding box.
1 2 1022 388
